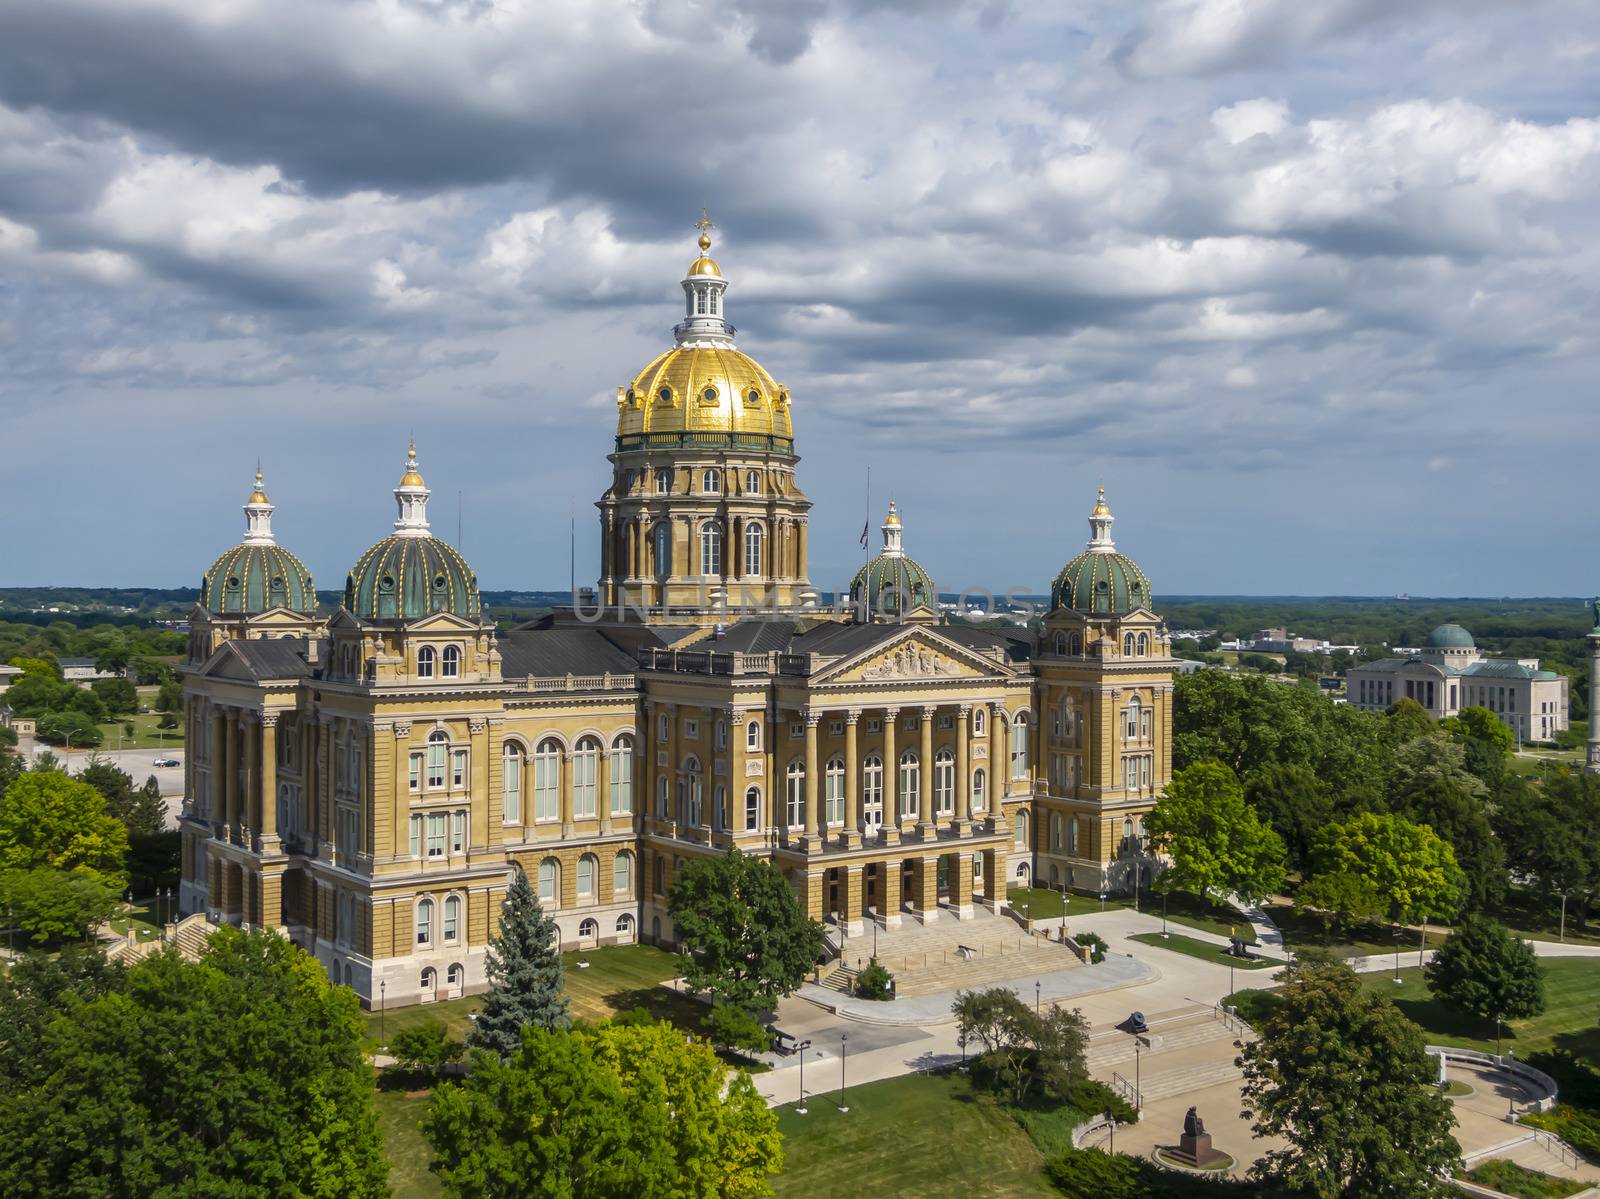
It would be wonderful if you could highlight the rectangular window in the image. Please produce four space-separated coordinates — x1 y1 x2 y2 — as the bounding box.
1141 710 1152 739
866 718 881 734
427 813 446 858
825 767 845 824
443 899 458 941
503 756 521 824
534 752 559 821
409 753 422 792
427 742 446 789
573 750 597 818
452 810 466 853
715 721 727 751
938 714 953 730
410 814 421 857
790 722 803 739
452 749 467 789
829 720 844 736
685 719 699 740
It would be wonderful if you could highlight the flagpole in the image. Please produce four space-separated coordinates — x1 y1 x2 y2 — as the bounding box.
864 465 872 622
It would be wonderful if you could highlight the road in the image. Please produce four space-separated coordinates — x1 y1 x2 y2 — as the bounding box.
29 743 186 796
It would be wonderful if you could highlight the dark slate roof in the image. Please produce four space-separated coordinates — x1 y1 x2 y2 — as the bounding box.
497 627 645 678
937 624 1034 664
1463 660 1560 681
228 638 315 680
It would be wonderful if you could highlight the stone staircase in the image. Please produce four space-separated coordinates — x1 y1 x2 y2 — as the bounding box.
1086 1004 1249 1107
172 912 216 961
830 907 1081 998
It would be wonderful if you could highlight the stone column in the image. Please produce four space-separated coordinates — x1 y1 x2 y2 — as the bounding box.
983 847 1008 913
561 747 575 837
259 715 278 848
912 856 939 924
881 859 903 928
990 701 1005 819
240 712 257 844
598 735 612 836
393 724 412 857
843 864 865 937
843 711 861 848
803 711 821 848
1588 632 1600 774
470 718 489 849
918 705 935 834
664 704 678 835
949 851 974 920
881 708 900 846
955 704 971 829
210 708 227 828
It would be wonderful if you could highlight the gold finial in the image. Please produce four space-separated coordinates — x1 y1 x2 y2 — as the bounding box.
884 496 901 527
400 439 425 488
1091 485 1112 517
247 463 270 505
694 207 716 253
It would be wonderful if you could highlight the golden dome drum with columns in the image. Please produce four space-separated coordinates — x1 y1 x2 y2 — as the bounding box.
615 217 793 451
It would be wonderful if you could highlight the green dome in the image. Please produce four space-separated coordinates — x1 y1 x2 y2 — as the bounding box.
200 543 316 615
1050 551 1151 615
1426 623 1475 649
344 536 481 621
850 554 936 615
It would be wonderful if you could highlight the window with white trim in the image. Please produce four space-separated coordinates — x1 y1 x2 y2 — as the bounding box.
744 522 763 576
1010 712 1029 779
898 751 919 819
534 739 560 821
426 730 447 789
613 850 634 897
442 645 461 677
745 719 761 752
785 760 805 829
971 767 986 813
451 748 467 789
825 757 845 825
703 468 721 494
609 736 634 814
443 895 460 942
744 785 761 830
503 742 522 823
538 858 558 904
934 748 954 815
700 521 722 576
418 646 435 678
577 854 597 900
426 812 446 858
416 897 433 946
572 738 598 818
409 752 422 793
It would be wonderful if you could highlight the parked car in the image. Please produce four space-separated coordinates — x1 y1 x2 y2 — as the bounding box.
152 757 181 768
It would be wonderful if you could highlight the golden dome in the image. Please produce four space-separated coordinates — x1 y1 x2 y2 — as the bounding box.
1091 485 1111 517
399 441 426 488
247 468 270 506
687 255 722 277
884 498 901 527
617 345 792 445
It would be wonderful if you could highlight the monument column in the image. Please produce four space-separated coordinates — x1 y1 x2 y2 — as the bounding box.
1588 606 1600 774
259 714 278 847
955 705 971 829
803 711 821 848
881 708 899 846
917 705 935 834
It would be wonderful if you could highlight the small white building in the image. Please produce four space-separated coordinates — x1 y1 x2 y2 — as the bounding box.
1346 623 1569 743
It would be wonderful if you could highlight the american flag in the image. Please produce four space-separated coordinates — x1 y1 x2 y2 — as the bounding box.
859 521 869 549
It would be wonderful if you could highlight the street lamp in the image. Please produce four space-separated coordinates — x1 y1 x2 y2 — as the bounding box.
1099 890 1107 913
838 1033 849 1114
1394 924 1402 985
379 980 387 1045
796 1039 813 1114
1035 980 1041 1014
1134 1038 1142 1113
1162 891 1169 939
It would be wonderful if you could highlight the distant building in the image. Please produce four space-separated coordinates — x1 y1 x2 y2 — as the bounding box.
0 663 20 695
1346 623 1569 742
58 658 121 688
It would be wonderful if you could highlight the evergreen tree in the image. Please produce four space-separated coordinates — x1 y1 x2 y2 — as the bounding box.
1426 915 1545 1048
468 863 569 1057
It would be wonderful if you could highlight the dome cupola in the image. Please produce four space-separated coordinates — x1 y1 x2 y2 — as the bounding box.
1425 623 1475 650
343 444 482 621
1049 487 1153 615
851 499 937 617
199 467 316 615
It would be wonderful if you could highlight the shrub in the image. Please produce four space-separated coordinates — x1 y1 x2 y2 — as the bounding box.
387 1020 464 1081
1075 932 1108 964
1224 987 1285 1027
856 960 894 1000
1043 1147 1141 1198
34 711 102 748
1521 1105 1600 1163
706 1002 770 1055
1064 1078 1137 1125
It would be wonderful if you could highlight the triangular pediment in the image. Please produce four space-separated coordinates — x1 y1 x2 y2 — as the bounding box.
244 606 318 628
405 610 481 633
197 642 259 681
816 627 1012 685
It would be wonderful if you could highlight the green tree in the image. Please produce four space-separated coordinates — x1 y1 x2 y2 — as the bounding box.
1496 772 1600 926
156 678 183 719
951 986 1090 1106
0 927 389 1197
668 848 825 1011
1309 811 1464 924
1243 762 1334 875
1239 956 1460 1197
35 710 103 748
0 945 126 1090
1389 734 1488 806
426 1019 781 1199
1396 776 1505 911
78 757 166 838
389 1019 465 1081
468 863 569 1057
0 867 122 944
1426 916 1545 1048
1144 761 1286 904
1442 706 1516 785
0 770 128 887
705 1002 771 1056
90 676 138 716
1294 870 1384 941
1385 696 1435 742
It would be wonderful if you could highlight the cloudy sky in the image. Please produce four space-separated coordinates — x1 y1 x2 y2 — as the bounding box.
1 0 1597 599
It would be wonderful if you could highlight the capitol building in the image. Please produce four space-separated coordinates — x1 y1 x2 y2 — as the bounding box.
176 228 1177 1008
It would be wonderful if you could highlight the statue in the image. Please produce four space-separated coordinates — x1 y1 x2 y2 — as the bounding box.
1174 1104 1224 1167
1184 1107 1205 1138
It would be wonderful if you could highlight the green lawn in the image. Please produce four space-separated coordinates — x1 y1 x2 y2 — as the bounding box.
1158 891 1259 944
1358 960 1600 1057
93 709 184 752
107 898 167 941
1493 888 1600 948
1262 902 1419 957
1128 932 1279 971
376 1089 441 1199
365 944 690 1046
1463 1158 1586 1198
774 1071 1055 1198
1008 886 1137 923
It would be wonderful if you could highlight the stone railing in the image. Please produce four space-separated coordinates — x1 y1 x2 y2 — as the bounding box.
523 672 635 693
1428 1045 1559 1114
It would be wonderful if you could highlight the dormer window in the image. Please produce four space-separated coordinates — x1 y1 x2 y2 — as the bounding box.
746 470 760 493
745 389 761 407
701 386 718 405
655 469 671 495
442 645 460 678
657 386 674 405
418 646 436 678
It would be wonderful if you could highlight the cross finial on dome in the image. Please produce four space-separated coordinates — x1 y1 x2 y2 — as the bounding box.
694 207 716 253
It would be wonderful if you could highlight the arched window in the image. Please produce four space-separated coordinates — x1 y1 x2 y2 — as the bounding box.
1054 632 1067 655
502 742 522 824
573 738 598 817
613 850 634 897
656 775 669 819
745 720 761 751
971 767 986 813
785 760 806 829
1014 808 1029 848
1067 815 1078 855
443 895 460 942
744 785 761 830
418 646 435 678
700 521 722 576
655 469 671 495
1123 632 1135 656
427 729 448 789
683 756 703 827
442 645 460 677
416 897 433 946
1123 815 1135 852
577 854 597 900
862 754 884 827
746 470 761 493
702 469 720 494
1051 813 1062 851
1137 632 1149 656
898 751 919 819
1124 696 1142 740
744 521 764 577
825 756 845 825
579 917 599 943
653 521 672 579
934 748 954 815
713 783 726 832
420 966 437 1000
534 739 561 820
973 707 986 737
447 963 463 992
1010 712 1029 779
616 912 635 937
1069 632 1082 655
538 857 559 904
609 736 634 814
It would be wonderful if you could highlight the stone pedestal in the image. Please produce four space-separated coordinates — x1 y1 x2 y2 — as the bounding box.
1172 1133 1225 1168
